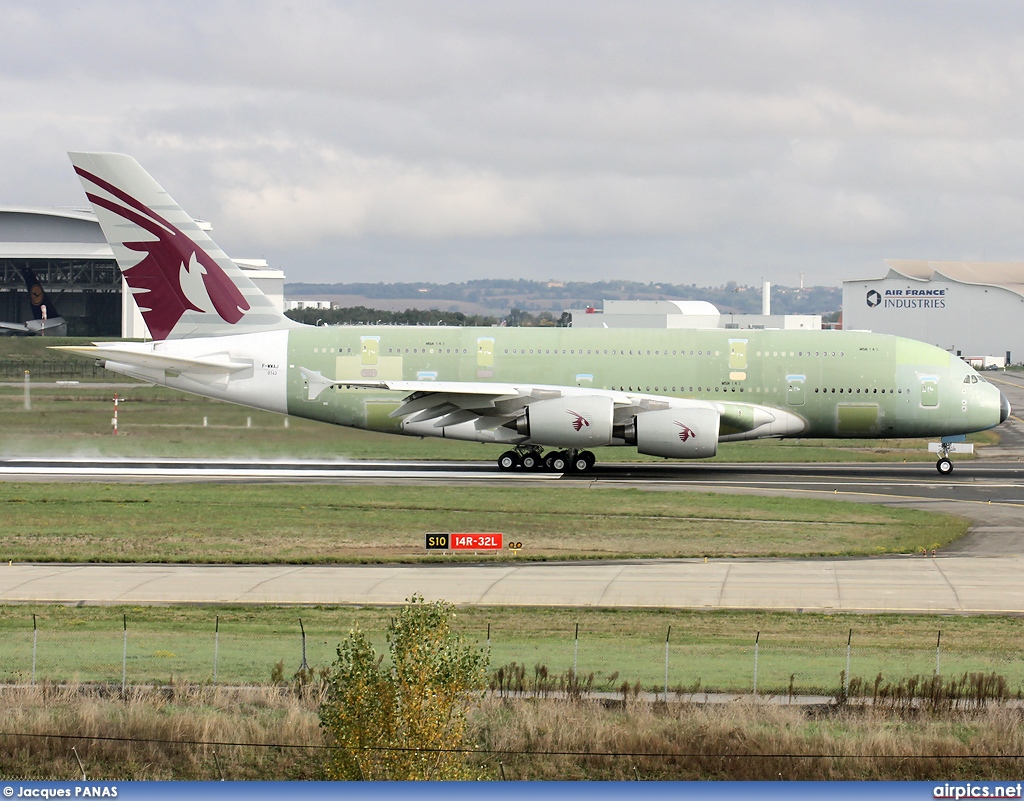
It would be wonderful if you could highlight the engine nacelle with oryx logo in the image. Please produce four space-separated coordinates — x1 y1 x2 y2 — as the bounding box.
515 396 615 448
631 408 720 459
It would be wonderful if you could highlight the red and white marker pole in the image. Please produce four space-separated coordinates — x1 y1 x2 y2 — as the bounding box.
112 393 119 435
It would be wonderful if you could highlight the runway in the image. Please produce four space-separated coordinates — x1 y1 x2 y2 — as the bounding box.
3 371 1024 613
3 456 1024 613
4 455 1024 557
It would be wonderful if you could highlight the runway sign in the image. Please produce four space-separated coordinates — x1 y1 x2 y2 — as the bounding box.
425 533 449 550
425 532 503 550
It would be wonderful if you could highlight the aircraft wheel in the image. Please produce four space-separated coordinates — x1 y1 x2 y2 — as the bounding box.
571 452 593 473
543 452 558 472
550 451 570 473
936 457 954 476
521 451 542 470
498 451 520 471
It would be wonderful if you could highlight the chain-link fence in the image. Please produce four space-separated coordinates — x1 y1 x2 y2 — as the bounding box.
0 359 113 379
2 615 1020 699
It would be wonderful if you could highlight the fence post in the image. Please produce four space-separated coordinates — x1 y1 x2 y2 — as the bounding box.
486 623 491 652
213 615 219 686
664 625 671 702
23 370 30 411
573 622 579 676
845 628 852 697
753 631 760 697
31 614 37 685
299 618 309 671
935 629 942 677
121 614 128 694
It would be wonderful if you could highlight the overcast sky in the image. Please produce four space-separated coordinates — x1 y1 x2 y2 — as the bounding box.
3 1 1024 287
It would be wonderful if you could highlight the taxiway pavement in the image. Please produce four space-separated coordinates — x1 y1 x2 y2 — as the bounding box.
0 555 1021 614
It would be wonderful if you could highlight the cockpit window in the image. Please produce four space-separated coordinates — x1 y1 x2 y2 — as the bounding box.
964 376 971 384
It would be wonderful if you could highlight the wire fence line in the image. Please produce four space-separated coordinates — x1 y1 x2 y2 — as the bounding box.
0 359 113 379
2 616 1021 698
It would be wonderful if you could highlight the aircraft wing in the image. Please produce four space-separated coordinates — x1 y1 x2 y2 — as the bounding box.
298 368 800 438
0 321 31 336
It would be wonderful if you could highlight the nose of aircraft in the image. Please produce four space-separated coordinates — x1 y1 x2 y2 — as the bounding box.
1001 391 1011 424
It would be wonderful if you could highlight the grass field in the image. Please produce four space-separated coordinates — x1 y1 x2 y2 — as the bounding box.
0 481 967 563
0 337 998 462
6 685 1024 780
2 604 1022 695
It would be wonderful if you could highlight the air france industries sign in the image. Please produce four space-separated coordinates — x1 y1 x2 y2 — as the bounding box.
867 288 946 310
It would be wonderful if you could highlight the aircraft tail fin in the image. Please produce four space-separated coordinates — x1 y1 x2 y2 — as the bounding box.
68 152 301 341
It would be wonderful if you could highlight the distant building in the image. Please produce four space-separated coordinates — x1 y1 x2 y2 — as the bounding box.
842 260 1024 364
0 207 284 338
568 299 822 331
285 299 333 311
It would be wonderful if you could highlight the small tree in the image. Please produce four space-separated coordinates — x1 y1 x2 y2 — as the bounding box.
320 596 488 780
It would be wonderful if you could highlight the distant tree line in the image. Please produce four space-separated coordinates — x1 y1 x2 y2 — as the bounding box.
285 279 842 315
284 306 572 327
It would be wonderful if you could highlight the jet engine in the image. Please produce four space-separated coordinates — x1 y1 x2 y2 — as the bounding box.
633 407 720 458
515 396 614 447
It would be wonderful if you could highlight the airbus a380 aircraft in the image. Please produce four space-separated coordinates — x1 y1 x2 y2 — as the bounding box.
61 152 1009 476
0 267 67 337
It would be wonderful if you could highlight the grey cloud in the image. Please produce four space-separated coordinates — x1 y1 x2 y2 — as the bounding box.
3 1 1024 286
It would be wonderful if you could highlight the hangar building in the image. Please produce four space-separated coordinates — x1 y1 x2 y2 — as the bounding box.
0 207 285 338
842 260 1024 366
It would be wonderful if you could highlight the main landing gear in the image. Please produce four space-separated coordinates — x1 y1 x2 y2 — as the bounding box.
497 447 596 474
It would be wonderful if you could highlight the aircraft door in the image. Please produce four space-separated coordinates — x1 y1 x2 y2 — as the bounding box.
477 337 495 378
728 339 748 371
786 374 806 406
920 376 939 408
477 337 495 368
361 336 380 366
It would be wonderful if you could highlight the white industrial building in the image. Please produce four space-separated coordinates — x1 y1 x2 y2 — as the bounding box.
0 207 285 338
569 292 822 331
842 260 1024 366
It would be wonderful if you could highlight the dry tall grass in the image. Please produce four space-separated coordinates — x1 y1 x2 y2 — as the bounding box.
0 682 324 780
3 684 1024 780
471 696 1024 780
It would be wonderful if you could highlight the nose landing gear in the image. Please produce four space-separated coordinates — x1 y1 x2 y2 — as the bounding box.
496 448 596 474
935 443 954 475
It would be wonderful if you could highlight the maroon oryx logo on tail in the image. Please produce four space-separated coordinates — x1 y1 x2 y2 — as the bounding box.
675 421 696 442
567 410 591 432
74 166 250 340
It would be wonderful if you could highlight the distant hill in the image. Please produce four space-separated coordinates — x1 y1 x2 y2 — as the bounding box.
284 279 842 316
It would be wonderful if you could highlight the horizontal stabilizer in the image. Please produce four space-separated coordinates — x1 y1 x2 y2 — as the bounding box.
52 346 252 375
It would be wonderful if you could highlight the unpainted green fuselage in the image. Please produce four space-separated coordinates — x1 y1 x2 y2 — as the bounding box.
282 325 1002 440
